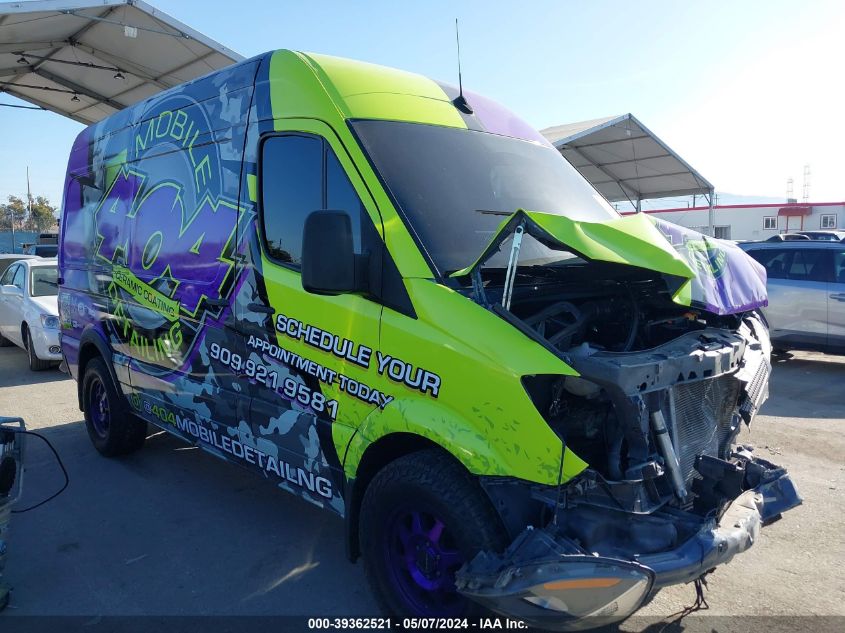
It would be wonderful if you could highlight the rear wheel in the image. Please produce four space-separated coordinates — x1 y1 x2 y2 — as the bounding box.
82 357 146 456
24 326 52 371
0 331 12 347
360 449 508 618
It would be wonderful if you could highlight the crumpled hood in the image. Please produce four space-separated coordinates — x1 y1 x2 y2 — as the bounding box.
651 218 768 315
451 209 767 316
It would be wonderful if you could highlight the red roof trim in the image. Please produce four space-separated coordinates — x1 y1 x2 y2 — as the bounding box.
778 206 812 217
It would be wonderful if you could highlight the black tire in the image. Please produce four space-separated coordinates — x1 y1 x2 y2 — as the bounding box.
82 357 146 456
360 449 508 618
0 332 12 347
24 326 53 371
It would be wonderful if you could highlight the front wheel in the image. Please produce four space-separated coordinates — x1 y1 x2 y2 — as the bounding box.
82 357 146 456
360 449 508 618
24 327 52 371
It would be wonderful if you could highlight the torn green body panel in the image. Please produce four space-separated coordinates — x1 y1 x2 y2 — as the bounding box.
345 394 587 485
450 209 767 317
452 209 695 281
343 278 586 486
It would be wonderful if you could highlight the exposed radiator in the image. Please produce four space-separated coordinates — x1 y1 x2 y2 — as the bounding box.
670 376 741 487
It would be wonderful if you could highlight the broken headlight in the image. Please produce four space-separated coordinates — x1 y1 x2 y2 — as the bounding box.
521 558 653 621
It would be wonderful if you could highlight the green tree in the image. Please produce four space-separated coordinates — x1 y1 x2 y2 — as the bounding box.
0 195 27 231
27 195 57 232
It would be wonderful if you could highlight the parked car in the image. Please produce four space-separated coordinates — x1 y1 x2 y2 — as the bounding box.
795 230 845 242
0 258 61 370
24 244 58 258
59 49 799 627
765 233 811 242
0 254 35 279
740 240 845 354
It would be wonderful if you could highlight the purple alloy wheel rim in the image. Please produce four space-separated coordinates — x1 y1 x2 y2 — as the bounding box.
385 507 466 615
89 379 110 438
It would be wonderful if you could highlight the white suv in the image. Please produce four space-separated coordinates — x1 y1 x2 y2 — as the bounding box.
0 258 61 370
741 240 845 354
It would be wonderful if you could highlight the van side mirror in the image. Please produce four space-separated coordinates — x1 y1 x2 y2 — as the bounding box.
301 211 367 295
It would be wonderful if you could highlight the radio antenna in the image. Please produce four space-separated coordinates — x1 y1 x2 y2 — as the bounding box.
452 18 473 114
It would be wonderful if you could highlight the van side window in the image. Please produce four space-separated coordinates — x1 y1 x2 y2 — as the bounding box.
261 135 323 265
261 134 368 267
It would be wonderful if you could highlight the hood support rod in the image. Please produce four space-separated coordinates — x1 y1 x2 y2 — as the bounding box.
501 220 526 312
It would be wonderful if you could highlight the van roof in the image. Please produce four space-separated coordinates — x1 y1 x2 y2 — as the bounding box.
73 49 548 149
293 51 550 145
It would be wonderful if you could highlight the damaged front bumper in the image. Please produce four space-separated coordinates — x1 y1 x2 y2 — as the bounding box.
456 451 800 630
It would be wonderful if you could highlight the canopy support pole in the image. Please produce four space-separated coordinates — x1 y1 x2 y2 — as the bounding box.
636 197 642 213
707 188 715 237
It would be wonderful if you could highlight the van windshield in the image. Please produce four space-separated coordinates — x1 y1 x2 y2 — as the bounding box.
352 120 617 275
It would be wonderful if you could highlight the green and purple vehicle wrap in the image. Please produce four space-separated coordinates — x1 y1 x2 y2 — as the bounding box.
59 50 800 629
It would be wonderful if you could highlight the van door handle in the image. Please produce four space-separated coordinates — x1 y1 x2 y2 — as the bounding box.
831 293 845 302
206 298 228 308
247 303 275 314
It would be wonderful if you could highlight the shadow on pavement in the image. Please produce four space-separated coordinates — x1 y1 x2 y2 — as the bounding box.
2 418 374 617
761 353 845 419
0 349 68 388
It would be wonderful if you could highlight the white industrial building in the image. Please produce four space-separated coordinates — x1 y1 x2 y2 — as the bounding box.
629 202 845 242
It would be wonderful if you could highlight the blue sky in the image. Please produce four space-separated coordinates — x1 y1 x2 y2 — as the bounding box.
1 0 844 209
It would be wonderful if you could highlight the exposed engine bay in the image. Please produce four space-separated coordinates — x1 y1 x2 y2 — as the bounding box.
480 258 744 353
450 212 795 628
454 258 801 629
470 258 776 517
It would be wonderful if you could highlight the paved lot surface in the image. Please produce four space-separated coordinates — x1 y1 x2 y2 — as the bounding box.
0 346 843 628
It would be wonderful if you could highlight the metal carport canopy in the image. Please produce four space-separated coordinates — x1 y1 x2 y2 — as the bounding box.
541 113 714 209
0 0 243 125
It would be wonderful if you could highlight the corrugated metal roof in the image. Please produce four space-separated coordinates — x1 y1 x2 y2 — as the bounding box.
541 113 713 204
0 0 243 124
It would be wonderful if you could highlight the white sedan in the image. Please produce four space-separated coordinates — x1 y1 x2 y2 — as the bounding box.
0 258 61 370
